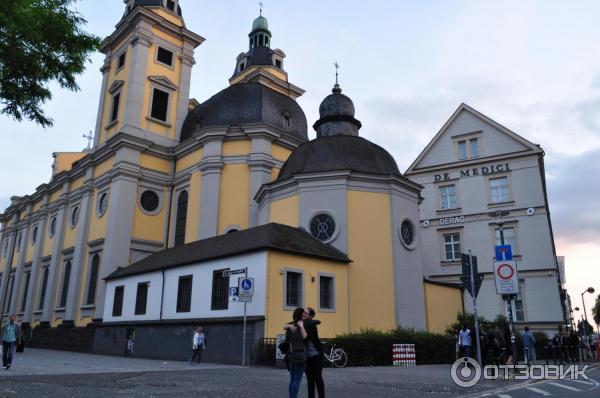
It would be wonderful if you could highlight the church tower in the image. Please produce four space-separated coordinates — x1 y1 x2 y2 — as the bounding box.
93 0 204 148
228 12 304 99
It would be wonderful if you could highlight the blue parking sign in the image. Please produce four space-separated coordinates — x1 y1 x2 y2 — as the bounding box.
495 245 513 261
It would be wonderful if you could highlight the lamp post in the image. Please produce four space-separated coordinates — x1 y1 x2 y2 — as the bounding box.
489 210 518 364
581 287 595 337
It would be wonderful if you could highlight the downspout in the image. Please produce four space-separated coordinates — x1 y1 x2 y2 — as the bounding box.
160 269 165 320
537 151 568 325
164 184 175 248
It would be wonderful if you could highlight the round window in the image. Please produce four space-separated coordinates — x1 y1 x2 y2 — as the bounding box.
399 219 416 249
32 226 38 244
98 192 108 217
49 217 57 237
310 213 336 242
71 206 80 227
140 190 160 213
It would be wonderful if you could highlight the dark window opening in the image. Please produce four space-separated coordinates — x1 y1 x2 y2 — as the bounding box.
176 275 193 312
140 190 160 212
174 191 188 246
86 254 100 305
166 0 176 11
284 115 290 127
319 276 334 310
111 93 120 122
59 261 71 308
32 226 38 244
38 268 49 310
286 271 302 307
239 62 245 72
150 88 169 122
117 52 126 69
4 277 14 314
112 285 124 317
157 47 174 66
211 269 229 310
21 272 31 313
275 59 282 69
135 282 149 315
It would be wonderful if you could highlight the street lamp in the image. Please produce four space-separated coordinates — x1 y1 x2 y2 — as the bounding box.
581 287 595 353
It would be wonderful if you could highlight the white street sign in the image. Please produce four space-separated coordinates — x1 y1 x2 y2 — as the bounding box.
493 260 519 295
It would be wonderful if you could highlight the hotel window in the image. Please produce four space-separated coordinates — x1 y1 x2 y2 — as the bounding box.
110 92 120 122
59 261 71 308
38 267 49 310
176 275 193 313
112 285 124 317
319 275 335 311
156 46 174 67
495 227 515 248
490 177 510 203
135 282 149 315
150 88 170 122
443 233 461 261
506 280 525 322
470 138 479 158
174 190 188 247
20 272 31 313
458 141 467 160
211 269 229 311
86 254 100 305
285 271 303 308
439 185 457 210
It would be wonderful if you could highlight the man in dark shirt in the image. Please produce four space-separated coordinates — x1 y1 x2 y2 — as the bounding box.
303 307 325 398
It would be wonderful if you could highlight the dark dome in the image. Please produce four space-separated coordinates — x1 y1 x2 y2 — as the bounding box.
319 91 355 119
180 83 308 142
277 135 400 180
126 0 182 16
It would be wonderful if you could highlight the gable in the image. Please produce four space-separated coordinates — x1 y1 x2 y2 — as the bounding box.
406 104 541 172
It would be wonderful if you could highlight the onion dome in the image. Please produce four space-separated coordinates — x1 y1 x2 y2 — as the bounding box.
313 84 362 138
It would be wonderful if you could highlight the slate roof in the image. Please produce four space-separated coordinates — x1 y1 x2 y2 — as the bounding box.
127 0 182 16
180 82 308 142
105 223 350 280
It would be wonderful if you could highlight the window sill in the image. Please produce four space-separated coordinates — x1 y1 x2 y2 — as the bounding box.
488 201 515 208
54 307 66 312
33 310 43 315
80 304 95 310
440 260 461 266
436 208 462 214
318 307 336 313
105 119 118 130
146 116 172 128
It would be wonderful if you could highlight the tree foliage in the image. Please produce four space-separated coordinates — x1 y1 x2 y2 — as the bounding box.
592 294 600 326
0 0 100 127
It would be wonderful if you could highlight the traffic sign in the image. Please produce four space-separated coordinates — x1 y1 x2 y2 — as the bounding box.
461 253 478 276
461 274 484 298
239 277 254 297
493 260 519 294
223 269 246 277
495 245 513 261
229 287 239 302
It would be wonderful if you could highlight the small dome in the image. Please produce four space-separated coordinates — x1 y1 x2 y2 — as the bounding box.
313 85 362 137
180 83 308 142
277 135 401 181
252 15 269 31
319 88 356 119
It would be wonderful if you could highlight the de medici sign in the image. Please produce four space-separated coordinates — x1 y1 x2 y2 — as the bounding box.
434 163 511 182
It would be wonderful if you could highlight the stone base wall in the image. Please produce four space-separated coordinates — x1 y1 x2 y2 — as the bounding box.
30 325 95 353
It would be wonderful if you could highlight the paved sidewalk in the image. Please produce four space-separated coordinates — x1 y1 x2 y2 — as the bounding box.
0 348 236 376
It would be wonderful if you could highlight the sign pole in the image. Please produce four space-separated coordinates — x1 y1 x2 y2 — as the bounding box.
498 221 518 366
242 267 248 367
468 250 482 365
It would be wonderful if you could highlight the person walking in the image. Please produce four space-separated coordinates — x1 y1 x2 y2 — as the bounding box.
303 307 325 398
188 326 206 366
284 307 308 398
458 325 471 358
521 326 536 364
1 315 21 370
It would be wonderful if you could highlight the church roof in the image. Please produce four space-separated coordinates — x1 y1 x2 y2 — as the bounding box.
125 0 182 17
105 223 350 280
180 82 308 142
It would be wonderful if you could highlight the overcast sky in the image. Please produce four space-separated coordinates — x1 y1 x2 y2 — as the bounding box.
1 0 599 327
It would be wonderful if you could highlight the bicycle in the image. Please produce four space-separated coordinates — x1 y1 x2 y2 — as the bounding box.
322 341 348 368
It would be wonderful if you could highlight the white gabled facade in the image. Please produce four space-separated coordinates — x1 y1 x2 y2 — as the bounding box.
406 103 567 333
103 251 267 323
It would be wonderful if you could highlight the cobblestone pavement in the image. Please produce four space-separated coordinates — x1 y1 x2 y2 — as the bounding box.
0 349 592 397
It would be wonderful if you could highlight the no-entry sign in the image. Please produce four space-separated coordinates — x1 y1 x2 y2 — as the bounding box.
493 260 519 295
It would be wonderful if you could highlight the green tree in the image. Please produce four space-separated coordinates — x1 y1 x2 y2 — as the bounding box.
0 0 100 127
592 294 600 327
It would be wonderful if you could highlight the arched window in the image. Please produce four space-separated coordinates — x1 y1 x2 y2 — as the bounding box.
38 268 49 310
174 190 188 246
59 261 71 308
86 254 100 305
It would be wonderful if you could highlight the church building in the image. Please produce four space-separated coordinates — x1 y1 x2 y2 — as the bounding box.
0 1 431 363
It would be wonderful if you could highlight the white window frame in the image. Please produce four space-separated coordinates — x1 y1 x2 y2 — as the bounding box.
489 176 511 204
317 272 336 313
283 268 304 311
505 279 526 322
470 138 480 158
442 232 461 262
439 185 457 210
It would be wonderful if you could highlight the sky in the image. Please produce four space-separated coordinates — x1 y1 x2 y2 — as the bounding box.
1 0 599 327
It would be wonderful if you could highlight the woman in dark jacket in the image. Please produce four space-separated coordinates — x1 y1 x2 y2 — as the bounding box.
303 307 325 398
284 307 308 398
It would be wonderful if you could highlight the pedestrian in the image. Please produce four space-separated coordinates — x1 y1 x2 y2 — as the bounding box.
503 326 513 365
454 328 460 360
303 307 325 398
188 326 206 366
1 315 21 370
283 307 308 398
521 326 536 364
458 325 471 358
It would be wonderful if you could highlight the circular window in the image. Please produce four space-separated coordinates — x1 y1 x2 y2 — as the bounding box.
49 217 57 237
310 213 336 242
98 192 108 217
71 206 80 228
399 219 417 250
140 190 160 213
32 226 38 244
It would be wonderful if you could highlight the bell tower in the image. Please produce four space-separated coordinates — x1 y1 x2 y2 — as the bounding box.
93 0 204 148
